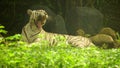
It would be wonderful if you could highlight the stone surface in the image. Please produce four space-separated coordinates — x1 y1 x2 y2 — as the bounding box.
90 34 114 48
75 29 85 36
54 15 67 34
65 7 104 35
99 27 117 40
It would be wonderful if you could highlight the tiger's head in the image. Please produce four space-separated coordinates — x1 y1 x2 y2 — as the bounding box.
27 9 48 28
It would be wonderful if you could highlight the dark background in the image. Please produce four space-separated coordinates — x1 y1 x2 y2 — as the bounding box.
0 0 120 36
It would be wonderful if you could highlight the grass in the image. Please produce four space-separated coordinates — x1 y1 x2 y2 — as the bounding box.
0 34 120 68
0 24 120 68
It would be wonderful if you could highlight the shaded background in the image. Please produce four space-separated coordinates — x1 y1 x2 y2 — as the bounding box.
0 0 120 36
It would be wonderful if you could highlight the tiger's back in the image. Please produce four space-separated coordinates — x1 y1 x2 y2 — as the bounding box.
34 29 94 47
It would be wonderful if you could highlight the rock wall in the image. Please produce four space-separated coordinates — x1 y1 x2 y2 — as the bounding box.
65 7 104 35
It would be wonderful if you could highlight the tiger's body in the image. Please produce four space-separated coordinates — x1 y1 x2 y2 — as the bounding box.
21 9 94 48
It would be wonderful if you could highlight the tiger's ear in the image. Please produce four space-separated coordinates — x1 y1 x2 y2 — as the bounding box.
27 9 32 15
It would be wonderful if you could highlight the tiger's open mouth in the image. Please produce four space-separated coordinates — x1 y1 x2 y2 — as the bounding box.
41 21 45 26
36 10 48 26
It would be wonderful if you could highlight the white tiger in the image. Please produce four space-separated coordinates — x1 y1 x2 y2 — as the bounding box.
21 9 94 48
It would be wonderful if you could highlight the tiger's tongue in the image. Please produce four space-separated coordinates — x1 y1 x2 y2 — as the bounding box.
37 21 42 30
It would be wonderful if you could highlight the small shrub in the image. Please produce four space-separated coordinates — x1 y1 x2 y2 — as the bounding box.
0 25 7 34
0 25 120 68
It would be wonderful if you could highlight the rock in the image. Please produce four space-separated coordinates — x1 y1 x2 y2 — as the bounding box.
113 40 120 48
54 15 68 34
90 34 114 48
65 7 104 35
75 29 85 36
99 27 117 40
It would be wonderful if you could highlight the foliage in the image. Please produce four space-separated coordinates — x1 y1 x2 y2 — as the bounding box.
0 25 120 68
116 32 120 40
0 25 7 34
0 36 120 68
0 25 25 47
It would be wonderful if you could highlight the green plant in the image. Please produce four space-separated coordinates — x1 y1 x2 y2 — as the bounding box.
0 25 25 47
0 25 7 34
116 32 120 40
0 35 120 68
0 27 120 68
